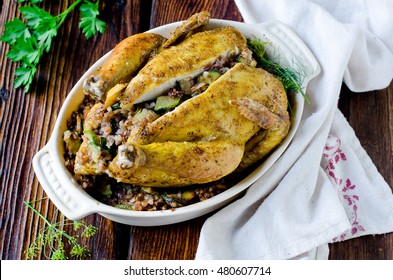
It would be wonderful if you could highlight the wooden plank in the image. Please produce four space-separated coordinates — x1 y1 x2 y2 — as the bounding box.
129 217 206 260
150 0 243 27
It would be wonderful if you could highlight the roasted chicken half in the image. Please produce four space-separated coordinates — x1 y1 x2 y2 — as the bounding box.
73 13 291 189
109 63 290 187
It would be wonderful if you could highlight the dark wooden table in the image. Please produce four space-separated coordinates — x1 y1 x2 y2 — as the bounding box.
1 0 392 260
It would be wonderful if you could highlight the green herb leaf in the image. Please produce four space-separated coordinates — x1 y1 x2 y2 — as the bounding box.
0 19 31 44
79 1 106 39
6 36 38 63
20 5 54 29
14 65 37 92
79 1 100 17
19 5 57 52
2 0 105 93
35 19 57 52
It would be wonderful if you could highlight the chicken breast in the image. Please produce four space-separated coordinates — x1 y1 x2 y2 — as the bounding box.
109 63 290 187
120 26 249 109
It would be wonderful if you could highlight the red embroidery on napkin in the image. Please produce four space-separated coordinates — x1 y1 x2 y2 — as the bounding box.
323 135 365 241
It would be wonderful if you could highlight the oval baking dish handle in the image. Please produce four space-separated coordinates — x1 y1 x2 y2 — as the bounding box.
253 20 321 82
32 147 95 220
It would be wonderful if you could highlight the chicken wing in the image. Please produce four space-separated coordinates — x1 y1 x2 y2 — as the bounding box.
162 11 210 48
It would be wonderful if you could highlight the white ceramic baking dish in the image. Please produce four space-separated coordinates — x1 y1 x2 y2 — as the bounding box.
33 19 320 226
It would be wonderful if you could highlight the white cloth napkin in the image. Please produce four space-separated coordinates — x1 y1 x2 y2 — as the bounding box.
195 0 393 260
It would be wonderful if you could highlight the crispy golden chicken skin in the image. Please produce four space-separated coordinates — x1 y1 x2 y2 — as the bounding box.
162 11 210 48
109 63 290 187
83 33 165 101
232 97 290 171
120 26 249 109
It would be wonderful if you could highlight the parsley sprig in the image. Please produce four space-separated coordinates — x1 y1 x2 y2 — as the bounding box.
0 0 106 93
24 198 98 260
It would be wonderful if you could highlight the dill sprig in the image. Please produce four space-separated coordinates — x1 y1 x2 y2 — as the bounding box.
24 198 97 260
247 39 310 105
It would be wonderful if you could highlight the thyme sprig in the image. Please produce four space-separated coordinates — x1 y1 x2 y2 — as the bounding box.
248 39 311 105
0 0 106 93
24 198 97 260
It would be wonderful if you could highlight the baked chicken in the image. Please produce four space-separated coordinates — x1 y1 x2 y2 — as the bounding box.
73 12 291 188
109 63 290 186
